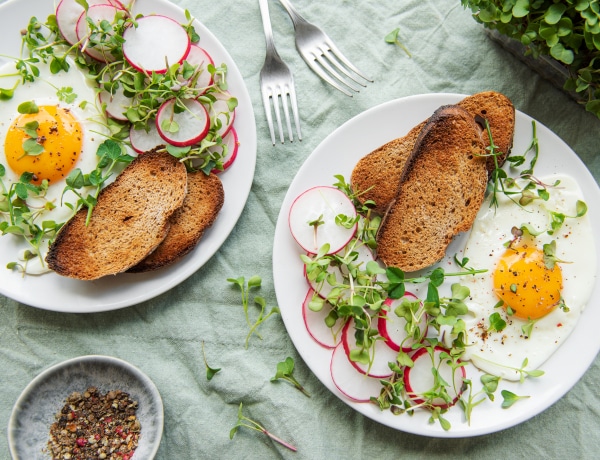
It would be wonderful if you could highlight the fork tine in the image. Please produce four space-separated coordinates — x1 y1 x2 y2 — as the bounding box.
288 85 302 141
279 86 294 142
261 88 277 145
314 48 363 93
325 38 373 83
301 53 354 97
271 87 285 144
320 45 368 88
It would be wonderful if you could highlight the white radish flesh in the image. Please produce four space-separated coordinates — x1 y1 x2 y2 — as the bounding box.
122 15 191 73
156 98 209 147
288 186 357 254
302 288 343 349
330 342 383 403
129 122 166 154
208 92 236 138
184 44 214 92
378 293 428 352
99 86 131 121
56 0 124 45
75 4 123 62
342 319 395 378
403 346 466 409
210 127 239 174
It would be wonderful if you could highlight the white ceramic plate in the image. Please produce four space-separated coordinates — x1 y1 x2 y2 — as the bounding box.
8 355 163 459
273 93 600 437
0 0 256 312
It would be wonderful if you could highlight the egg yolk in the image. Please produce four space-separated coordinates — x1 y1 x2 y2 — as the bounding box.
4 105 83 185
493 245 563 320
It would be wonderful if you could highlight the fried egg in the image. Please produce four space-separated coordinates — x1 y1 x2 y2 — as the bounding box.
458 174 596 380
0 57 109 273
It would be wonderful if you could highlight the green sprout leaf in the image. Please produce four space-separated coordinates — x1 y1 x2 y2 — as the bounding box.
271 357 310 397
501 390 530 408
385 27 411 57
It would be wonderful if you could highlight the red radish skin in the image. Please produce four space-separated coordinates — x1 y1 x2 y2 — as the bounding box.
302 288 343 349
378 293 428 352
75 4 124 62
211 127 239 174
288 186 357 255
330 342 383 403
403 346 466 410
156 98 209 147
122 15 191 73
341 319 395 378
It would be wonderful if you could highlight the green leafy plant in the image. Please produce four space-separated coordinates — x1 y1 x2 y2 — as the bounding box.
227 276 280 348
230 403 297 452
461 0 600 118
271 357 310 397
201 341 221 381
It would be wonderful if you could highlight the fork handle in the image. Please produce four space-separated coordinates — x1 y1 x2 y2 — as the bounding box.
277 0 309 28
259 0 279 53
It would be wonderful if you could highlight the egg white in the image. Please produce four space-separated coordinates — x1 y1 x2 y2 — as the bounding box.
0 57 110 273
458 174 596 380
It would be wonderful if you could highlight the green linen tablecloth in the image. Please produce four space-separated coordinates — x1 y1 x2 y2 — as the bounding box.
1 0 599 458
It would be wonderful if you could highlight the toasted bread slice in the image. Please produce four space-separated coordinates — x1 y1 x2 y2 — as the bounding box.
350 91 514 214
375 105 488 272
46 151 187 280
350 122 425 215
128 171 225 272
457 90 515 172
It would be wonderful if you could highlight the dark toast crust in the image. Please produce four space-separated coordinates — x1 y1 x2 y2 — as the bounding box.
46 151 187 280
375 105 488 272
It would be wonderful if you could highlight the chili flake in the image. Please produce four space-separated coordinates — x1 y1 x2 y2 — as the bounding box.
47 387 141 460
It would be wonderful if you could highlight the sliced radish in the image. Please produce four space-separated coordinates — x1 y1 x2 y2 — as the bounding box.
210 127 239 174
378 294 428 352
342 319 396 378
98 86 131 121
122 15 191 73
302 288 343 349
129 122 166 154
208 92 236 138
403 346 466 409
56 0 124 45
330 342 383 403
184 44 214 93
156 98 209 147
289 186 357 254
76 4 124 62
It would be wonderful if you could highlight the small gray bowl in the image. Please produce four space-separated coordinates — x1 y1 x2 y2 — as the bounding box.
8 355 163 459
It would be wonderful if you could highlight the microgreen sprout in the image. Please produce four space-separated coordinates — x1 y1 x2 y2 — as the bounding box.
501 390 530 409
227 276 280 348
385 27 411 57
230 403 297 452
271 357 310 397
201 341 221 381
459 374 500 425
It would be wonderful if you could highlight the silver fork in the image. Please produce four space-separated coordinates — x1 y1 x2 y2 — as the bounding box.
259 0 302 145
278 0 373 97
